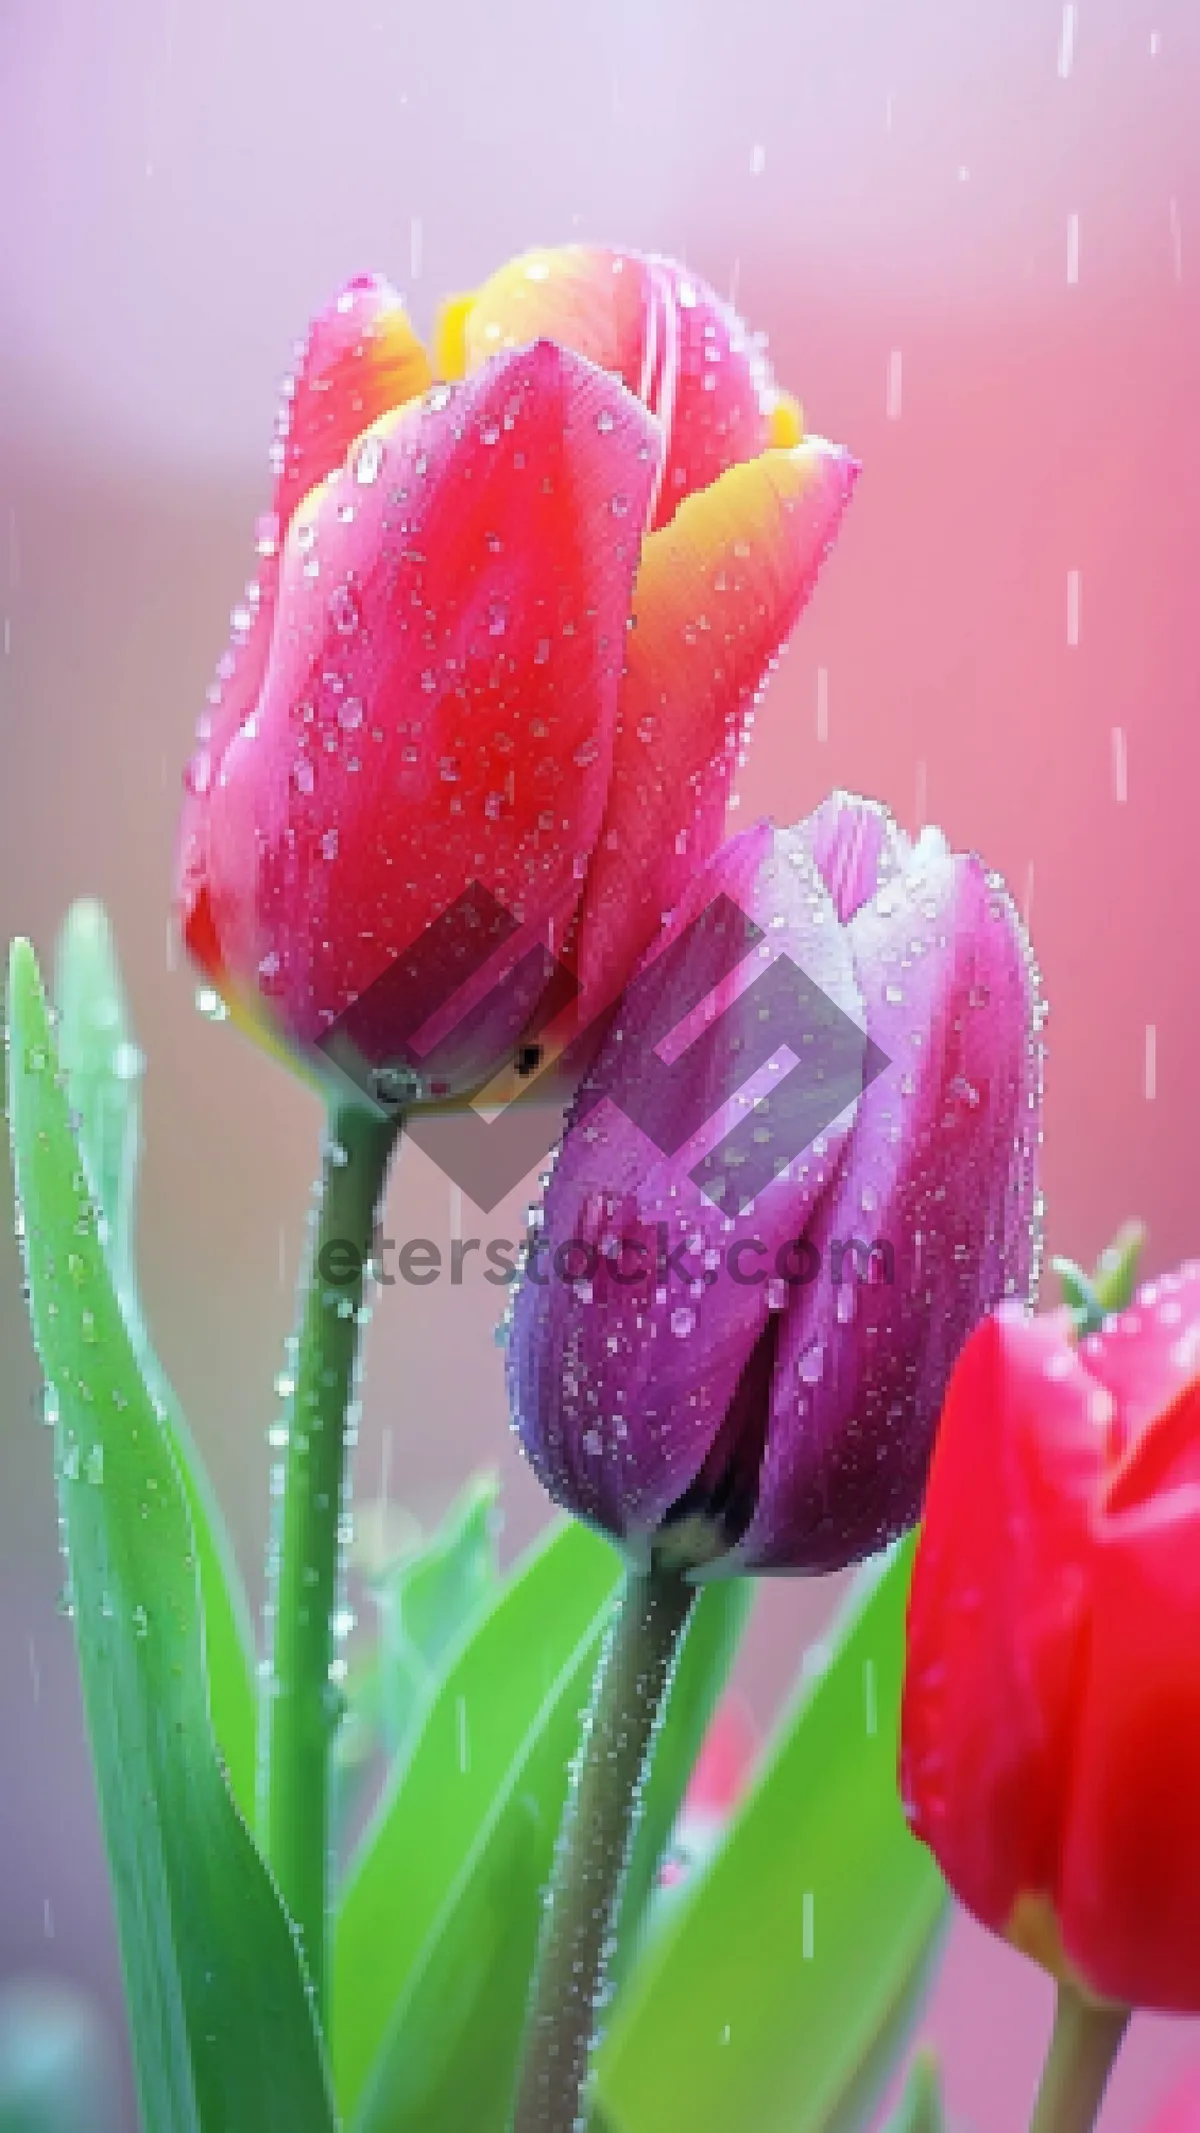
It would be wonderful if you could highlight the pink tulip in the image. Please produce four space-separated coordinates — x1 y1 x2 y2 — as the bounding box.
175 249 856 1099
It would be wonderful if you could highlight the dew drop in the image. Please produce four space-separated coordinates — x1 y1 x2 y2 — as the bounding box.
329 583 361 635
355 435 385 485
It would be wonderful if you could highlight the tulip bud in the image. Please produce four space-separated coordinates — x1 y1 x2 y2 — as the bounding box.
175 258 856 1104
902 1262 1200 2012
508 794 1043 1573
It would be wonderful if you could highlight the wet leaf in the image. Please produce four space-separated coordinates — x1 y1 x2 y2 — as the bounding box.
335 1518 623 2130
372 1471 501 1758
6 938 334 2133
53 900 257 1824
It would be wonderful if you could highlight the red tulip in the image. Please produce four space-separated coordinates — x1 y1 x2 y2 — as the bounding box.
175 250 856 1097
901 1264 1200 2011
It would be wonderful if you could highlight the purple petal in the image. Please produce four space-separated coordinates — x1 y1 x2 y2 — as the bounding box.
724 830 1044 1574
507 818 868 1545
810 789 904 923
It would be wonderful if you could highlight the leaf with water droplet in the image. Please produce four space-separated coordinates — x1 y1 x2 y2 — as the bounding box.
333 1474 502 1850
1090 1219 1147 1319
53 900 256 1823
6 936 335 2133
334 1519 623 2132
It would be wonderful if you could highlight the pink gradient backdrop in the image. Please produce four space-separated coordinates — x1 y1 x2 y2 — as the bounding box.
2 0 1199 2124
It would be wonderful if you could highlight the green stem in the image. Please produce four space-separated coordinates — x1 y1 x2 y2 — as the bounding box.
262 1098 400 2026
512 1561 697 2133
1028 1983 1129 2133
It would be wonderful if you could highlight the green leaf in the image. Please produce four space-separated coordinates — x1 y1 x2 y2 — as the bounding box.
373 1471 501 1757
52 901 141 1308
6 939 335 2133
1052 1256 1104 1338
1090 1220 1146 1317
610 1578 754 1991
53 900 257 1825
595 1538 947 2133
1056 1222 1147 1340
334 1518 624 2131
334 1478 502 1851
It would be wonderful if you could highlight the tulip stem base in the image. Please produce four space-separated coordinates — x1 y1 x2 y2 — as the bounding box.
512 1558 698 2133
1029 1984 1128 2133
261 1098 400 2029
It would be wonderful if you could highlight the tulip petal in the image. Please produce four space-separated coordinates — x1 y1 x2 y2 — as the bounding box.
464 246 778 527
1062 1484 1200 2008
272 275 433 535
810 789 900 924
465 246 647 393
175 276 431 991
433 291 475 382
571 443 859 1015
1080 1259 1200 1461
508 821 865 1546
730 832 1044 1573
197 343 661 1076
768 393 804 449
176 524 284 994
900 1308 1103 1944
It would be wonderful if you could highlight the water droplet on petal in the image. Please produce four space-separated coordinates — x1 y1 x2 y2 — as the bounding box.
329 583 361 635
355 435 385 485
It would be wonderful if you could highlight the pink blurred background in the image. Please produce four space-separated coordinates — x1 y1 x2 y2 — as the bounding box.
2 0 1199 2124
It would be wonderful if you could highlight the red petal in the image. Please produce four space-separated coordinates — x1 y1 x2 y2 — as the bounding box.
175 516 281 985
175 277 431 993
1081 1259 1200 1460
271 274 432 534
1061 1484 1200 2007
200 343 661 1067
901 1308 1104 1939
464 246 781 526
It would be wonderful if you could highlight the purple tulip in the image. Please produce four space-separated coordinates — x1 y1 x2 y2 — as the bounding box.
507 793 1044 1574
